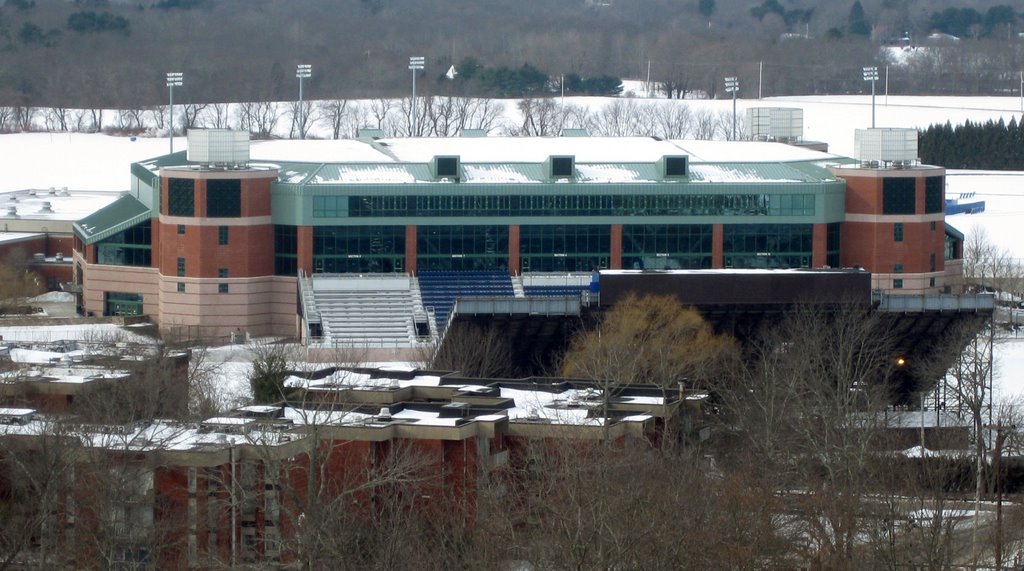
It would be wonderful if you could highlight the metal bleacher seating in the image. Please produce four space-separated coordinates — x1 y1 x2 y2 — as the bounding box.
417 270 515 330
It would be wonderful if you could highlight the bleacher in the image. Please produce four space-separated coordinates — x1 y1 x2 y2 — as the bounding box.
520 273 593 298
309 275 430 346
417 270 515 330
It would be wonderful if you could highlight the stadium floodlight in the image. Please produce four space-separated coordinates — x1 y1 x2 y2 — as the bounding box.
724 77 739 140
296 64 312 139
166 72 183 154
863 66 879 128
409 56 425 136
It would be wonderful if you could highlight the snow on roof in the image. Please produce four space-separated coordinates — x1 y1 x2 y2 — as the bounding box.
500 387 603 426
33 366 130 384
315 165 418 184
688 163 804 183
575 164 656 183
250 139 392 163
0 189 124 223
0 324 155 345
461 164 535 183
378 136 677 163
0 232 43 244
670 140 838 163
8 348 79 364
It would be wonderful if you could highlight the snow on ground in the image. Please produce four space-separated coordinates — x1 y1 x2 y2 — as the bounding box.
28 291 75 303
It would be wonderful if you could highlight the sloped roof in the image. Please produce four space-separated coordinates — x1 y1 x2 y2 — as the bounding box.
74 194 150 245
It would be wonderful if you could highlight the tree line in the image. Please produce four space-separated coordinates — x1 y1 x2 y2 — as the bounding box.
0 96 748 140
920 118 1024 170
0 0 1023 107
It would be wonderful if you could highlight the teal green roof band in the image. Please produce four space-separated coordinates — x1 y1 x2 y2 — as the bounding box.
74 195 150 245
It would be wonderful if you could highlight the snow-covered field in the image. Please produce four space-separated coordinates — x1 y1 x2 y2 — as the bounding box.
3 93 1024 404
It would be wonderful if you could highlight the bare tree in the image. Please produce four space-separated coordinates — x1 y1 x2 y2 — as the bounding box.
236 101 282 139
288 100 315 139
199 103 232 129
42 108 71 132
318 99 361 139
181 103 208 132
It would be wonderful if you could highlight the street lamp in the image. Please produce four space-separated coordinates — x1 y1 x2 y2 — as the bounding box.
863 66 879 128
296 64 312 139
409 56 425 136
166 72 183 154
724 76 739 140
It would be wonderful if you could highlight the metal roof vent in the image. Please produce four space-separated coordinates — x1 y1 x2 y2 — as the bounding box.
6 206 17 217
39 201 54 214
60 187 70 196
747 108 803 142
187 129 250 167
377 407 392 421
48 187 57 195
854 128 918 167
7 195 16 202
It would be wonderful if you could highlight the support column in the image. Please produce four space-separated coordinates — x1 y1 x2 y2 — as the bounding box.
405 225 417 275
610 224 622 270
812 223 828 268
712 224 724 269
508 225 520 275
297 226 313 275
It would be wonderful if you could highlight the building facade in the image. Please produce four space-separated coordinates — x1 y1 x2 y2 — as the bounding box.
67 129 964 339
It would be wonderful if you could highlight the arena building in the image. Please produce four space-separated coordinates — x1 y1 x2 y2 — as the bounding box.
61 125 963 342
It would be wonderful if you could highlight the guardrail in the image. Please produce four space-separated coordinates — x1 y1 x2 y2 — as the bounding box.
873 292 995 313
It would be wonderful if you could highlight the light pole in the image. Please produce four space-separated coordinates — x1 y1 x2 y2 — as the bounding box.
296 64 312 139
863 66 879 128
408 56 425 136
166 72 183 154
724 76 739 140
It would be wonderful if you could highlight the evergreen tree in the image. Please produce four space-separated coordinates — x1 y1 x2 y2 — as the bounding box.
848 1 872 37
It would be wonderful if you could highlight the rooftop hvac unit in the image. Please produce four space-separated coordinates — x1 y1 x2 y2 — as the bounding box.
854 128 917 166
7 206 17 216
187 129 250 166
746 108 803 141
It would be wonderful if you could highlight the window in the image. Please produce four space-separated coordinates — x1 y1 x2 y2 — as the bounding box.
931 221 937 231
893 223 904 242
894 279 904 289
104 292 143 316
894 263 903 273
206 179 241 217
177 282 185 293
177 257 185 277
314 226 406 274
177 224 186 235
218 268 229 278
722 224 814 269
925 176 944 213
218 283 229 293
167 178 195 216
929 277 936 287
882 178 916 214
622 224 712 270
218 225 229 245
435 156 459 178
96 220 152 267
275 225 298 276
550 156 574 178
930 253 936 272
664 156 688 177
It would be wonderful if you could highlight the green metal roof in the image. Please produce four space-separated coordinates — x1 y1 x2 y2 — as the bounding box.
74 194 150 245
945 222 965 241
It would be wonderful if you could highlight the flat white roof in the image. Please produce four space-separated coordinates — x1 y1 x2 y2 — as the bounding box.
0 189 124 224
0 232 43 244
